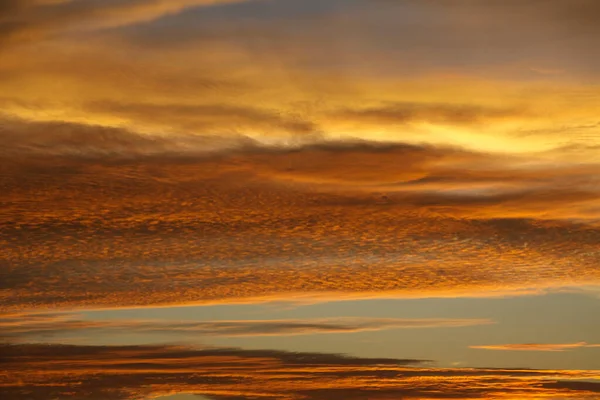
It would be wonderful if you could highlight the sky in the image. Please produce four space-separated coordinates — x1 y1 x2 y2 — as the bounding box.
1 0 600 399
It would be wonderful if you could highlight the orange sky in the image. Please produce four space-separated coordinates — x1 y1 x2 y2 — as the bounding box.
1 1 599 398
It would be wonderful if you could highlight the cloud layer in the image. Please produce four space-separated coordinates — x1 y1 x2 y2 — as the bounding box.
1 0 600 158
0 312 493 342
0 1 599 393
1 117 599 312
2 343 600 400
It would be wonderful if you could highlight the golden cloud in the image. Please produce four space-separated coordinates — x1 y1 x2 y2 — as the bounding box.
1 0 599 314
471 342 600 352
0 119 599 312
1 4 600 158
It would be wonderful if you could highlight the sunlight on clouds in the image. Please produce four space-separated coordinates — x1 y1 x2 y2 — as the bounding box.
1 1 599 397
1 128 599 312
2 344 600 400
0 312 495 343
0 25 599 157
471 342 600 352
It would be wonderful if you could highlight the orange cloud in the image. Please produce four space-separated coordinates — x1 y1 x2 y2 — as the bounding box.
0 312 494 342
471 342 600 352
1 119 599 312
1 0 599 315
1 13 600 158
2 343 600 400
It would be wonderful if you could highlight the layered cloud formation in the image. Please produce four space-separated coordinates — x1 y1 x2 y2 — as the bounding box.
1 118 599 312
0 312 493 342
1 0 599 156
1 1 599 397
2 343 600 400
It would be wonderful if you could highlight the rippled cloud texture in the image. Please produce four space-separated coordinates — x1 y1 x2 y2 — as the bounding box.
1 0 599 397
0 0 599 320
1 120 599 311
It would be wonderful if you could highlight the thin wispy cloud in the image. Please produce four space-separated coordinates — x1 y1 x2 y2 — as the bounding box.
471 342 600 352
0 312 494 342
0 0 260 45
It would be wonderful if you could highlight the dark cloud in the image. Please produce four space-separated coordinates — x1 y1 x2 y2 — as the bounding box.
0 117 259 157
542 381 600 393
1 343 598 400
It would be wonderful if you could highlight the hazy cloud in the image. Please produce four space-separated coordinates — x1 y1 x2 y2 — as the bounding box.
87 101 320 136
0 0 260 45
331 102 526 126
1 3 600 157
0 117 259 157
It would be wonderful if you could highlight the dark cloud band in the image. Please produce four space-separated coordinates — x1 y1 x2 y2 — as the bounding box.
2 343 599 400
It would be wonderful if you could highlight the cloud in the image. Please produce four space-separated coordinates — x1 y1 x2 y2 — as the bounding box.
330 102 526 126
2 1 600 160
2 343 600 400
2 0 600 157
86 101 320 137
0 312 494 342
1 4 598 391
1 118 599 312
471 342 600 352
0 117 259 157
0 0 260 45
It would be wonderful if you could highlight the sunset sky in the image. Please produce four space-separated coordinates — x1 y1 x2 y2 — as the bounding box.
1 1 600 399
